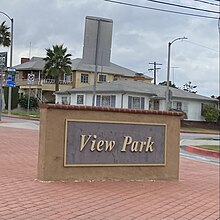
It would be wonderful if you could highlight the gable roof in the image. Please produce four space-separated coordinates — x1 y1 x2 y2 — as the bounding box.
13 57 152 79
13 57 45 71
56 79 218 102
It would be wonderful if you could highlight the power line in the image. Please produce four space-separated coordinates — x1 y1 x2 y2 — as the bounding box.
193 0 219 6
185 40 219 52
148 61 162 84
144 0 219 14
104 0 219 19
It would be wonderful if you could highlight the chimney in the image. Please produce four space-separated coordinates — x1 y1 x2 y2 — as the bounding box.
21 58 30 64
134 73 146 81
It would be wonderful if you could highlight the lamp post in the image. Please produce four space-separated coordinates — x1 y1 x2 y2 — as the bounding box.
166 37 187 111
0 11 14 115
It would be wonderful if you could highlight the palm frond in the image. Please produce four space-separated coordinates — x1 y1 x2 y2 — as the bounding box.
43 44 72 91
0 21 11 47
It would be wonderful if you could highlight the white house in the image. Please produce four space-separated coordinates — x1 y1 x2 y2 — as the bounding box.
55 79 219 121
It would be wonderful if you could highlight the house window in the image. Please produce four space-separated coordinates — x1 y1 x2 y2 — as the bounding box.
77 94 84 105
65 75 72 82
81 73 89 83
173 101 182 110
96 95 116 107
128 96 145 109
98 74 107 82
61 96 69 105
176 102 182 110
201 103 205 116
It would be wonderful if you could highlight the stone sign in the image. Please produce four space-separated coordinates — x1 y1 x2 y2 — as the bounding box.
64 120 166 166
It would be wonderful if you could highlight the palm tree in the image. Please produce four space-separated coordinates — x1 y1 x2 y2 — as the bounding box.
43 44 72 91
0 21 11 47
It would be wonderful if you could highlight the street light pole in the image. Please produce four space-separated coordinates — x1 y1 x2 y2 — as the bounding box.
165 37 187 111
0 11 14 115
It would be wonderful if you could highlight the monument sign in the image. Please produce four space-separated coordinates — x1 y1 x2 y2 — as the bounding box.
65 120 166 166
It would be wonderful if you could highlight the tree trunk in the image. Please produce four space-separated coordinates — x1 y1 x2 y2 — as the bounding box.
55 76 59 91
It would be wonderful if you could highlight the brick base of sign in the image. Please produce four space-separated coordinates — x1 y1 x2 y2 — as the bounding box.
38 104 182 181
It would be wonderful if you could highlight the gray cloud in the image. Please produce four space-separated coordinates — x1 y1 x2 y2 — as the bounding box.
0 0 219 96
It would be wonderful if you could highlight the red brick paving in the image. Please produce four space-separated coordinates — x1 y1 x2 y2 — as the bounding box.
0 126 219 220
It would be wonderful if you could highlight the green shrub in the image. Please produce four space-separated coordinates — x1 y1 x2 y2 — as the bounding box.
202 104 219 122
18 95 39 109
4 87 19 109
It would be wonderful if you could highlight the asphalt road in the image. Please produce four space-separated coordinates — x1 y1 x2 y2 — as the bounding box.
0 116 39 130
180 132 220 141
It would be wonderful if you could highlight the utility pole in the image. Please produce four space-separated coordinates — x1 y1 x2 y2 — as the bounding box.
170 67 179 84
166 37 187 111
148 61 162 84
0 11 14 115
0 68 3 121
0 52 7 121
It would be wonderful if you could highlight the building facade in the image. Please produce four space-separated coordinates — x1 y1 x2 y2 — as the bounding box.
12 57 152 103
55 80 219 121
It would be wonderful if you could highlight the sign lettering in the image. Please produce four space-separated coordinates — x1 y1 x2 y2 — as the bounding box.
65 120 166 166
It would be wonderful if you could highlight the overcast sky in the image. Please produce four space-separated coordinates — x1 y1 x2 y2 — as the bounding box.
0 0 219 97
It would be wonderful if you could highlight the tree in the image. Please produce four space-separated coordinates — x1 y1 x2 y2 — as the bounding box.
202 104 219 122
159 81 178 88
0 21 11 47
183 81 197 93
43 44 72 91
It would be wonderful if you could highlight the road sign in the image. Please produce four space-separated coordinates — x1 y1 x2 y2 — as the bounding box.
7 76 13 81
6 75 16 87
27 73 35 84
6 80 16 87
0 52 7 68
7 67 16 73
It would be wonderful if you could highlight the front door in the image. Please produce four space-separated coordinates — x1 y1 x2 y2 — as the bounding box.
153 100 160 110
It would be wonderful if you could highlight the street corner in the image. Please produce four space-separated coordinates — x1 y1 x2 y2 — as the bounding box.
183 145 220 159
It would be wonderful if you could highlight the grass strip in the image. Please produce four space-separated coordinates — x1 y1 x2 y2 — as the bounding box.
2 111 40 119
196 145 220 152
181 127 219 133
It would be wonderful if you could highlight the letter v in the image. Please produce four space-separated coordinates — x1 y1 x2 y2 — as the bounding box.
80 135 92 151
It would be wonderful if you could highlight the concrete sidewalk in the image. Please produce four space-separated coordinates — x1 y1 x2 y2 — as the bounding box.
0 126 219 220
0 121 39 130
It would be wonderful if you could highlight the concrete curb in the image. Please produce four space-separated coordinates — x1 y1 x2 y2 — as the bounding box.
2 114 40 121
181 145 220 159
180 130 220 135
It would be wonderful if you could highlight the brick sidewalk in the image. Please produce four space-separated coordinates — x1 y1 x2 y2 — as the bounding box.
0 127 219 220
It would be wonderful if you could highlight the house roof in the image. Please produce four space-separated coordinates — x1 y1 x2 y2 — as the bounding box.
13 57 45 71
71 58 152 79
13 57 152 79
56 79 218 103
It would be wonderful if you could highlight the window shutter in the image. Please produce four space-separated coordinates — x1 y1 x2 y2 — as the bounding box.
128 96 132 109
96 95 101 106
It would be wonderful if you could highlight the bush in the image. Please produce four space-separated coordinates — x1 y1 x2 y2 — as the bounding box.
4 86 19 109
202 104 219 122
18 95 39 109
